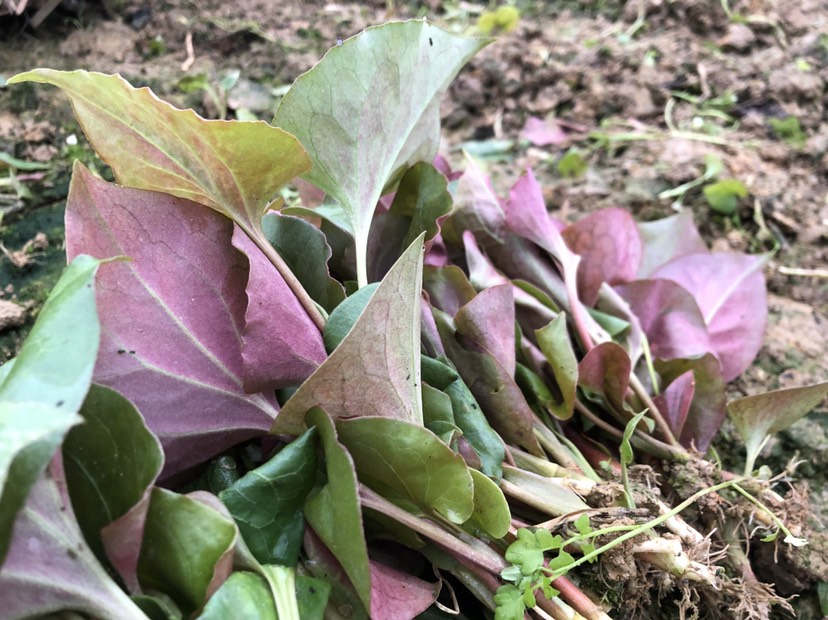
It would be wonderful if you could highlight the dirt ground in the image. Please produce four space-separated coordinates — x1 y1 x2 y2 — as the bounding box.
1 1 827 618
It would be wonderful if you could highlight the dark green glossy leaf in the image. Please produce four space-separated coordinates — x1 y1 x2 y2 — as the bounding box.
336 417 474 524
304 407 371 612
296 574 331 620
261 213 345 313
138 489 237 617
390 161 454 247
219 428 318 566
535 314 577 420
197 572 277 620
62 384 164 590
467 469 510 539
0 254 101 565
322 283 379 353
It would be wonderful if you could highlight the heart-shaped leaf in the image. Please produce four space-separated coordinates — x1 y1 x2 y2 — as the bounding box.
219 427 318 567
615 279 711 362
728 382 828 474
272 235 424 435
303 408 371 613
652 370 695 438
562 207 642 306
0 254 101 564
62 384 164 592
274 20 487 286
138 489 237 617
636 211 706 278
455 284 516 376
66 163 279 476
369 560 438 620
336 417 475 524
0 463 147 620
651 252 768 382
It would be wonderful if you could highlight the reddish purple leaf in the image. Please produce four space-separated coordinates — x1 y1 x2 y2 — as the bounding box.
637 211 707 278
651 253 768 382
100 494 151 593
562 208 642 306
370 560 438 619
448 155 506 242
653 370 695 438
656 354 726 452
577 342 631 415
520 116 569 146
455 284 516 376
65 163 278 477
231 225 327 392
505 169 565 247
614 279 711 362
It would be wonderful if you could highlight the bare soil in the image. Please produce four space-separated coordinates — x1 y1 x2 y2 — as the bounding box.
1 1 826 618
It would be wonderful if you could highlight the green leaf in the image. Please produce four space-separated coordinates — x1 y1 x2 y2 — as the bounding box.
703 178 748 215
296 574 331 620
620 409 655 466
728 382 828 475
494 584 527 620
422 382 457 443
8 70 310 239
0 151 51 171
273 235 424 435
303 407 371 612
467 468 511 538
0 254 101 565
574 513 591 537
197 572 277 620
322 283 379 352
62 384 164 588
337 417 475 524
535 314 578 420
273 19 487 286
556 148 588 179
261 213 345 314
505 529 546 576
138 488 238 617
389 161 454 247
219 428 318 566
0 403 82 567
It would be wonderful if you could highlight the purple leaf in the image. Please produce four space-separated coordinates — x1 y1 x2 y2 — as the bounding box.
520 116 569 146
370 560 437 620
656 354 726 452
231 225 327 392
562 208 642 306
65 163 278 477
0 461 147 620
637 211 707 278
651 253 768 382
447 154 506 243
615 279 711 362
578 342 631 415
652 370 695 438
455 284 516 376
271 236 425 435
505 168 564 247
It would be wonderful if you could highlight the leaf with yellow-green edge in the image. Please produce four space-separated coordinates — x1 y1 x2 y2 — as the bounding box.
535 313 578 420
7 70 324 329
7 70 310 235
271 235 425 435
273 19 488 287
